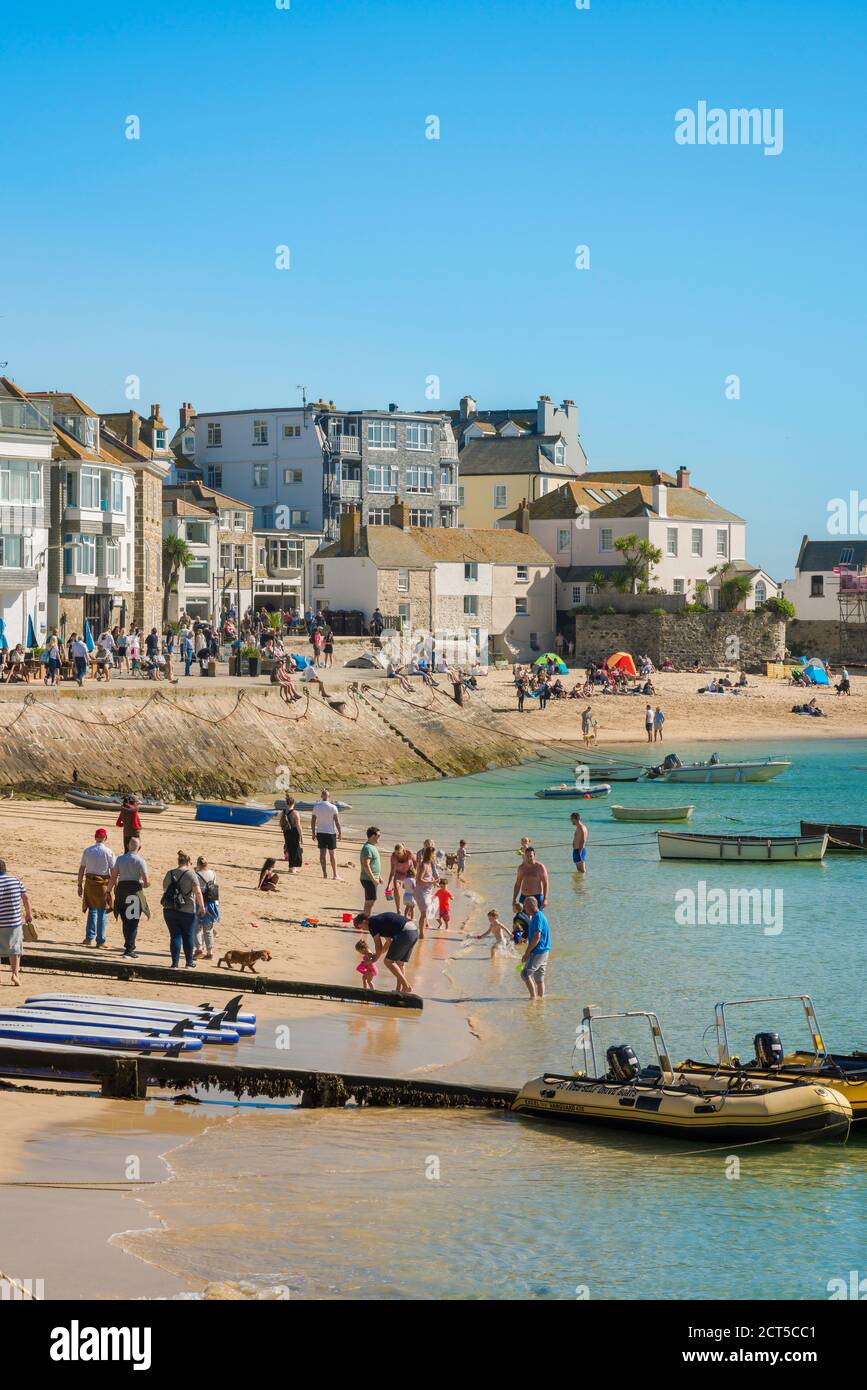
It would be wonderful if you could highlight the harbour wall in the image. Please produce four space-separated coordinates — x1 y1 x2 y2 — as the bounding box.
572 612 785 669
0 684 528 800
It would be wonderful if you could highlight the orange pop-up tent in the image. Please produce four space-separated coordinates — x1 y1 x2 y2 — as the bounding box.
606 651 638 677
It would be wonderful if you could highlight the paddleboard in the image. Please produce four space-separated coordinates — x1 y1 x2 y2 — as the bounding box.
1 1009 239 1045
0 1020 203 1051
26 992 256 1025
24 999 256 1036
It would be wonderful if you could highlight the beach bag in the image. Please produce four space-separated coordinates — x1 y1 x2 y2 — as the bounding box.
161 870 188 911
198 874 219 904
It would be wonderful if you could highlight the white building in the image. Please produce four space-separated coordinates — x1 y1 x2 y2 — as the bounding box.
501 470 777 611
0 378 54 646
782 537 867 620
311 502 556 660
163 496 219 622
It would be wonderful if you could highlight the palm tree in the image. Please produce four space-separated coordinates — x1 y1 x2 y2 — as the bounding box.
162 534 194 622
613 534 663 593
707 561 752 612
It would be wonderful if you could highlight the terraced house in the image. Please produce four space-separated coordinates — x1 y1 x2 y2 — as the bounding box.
0 378 54 646
27 390 136 636
99 404 174 631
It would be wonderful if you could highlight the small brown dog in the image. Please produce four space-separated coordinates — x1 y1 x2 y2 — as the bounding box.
216 948 272 973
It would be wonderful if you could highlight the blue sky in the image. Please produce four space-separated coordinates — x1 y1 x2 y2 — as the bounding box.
2 0 865 577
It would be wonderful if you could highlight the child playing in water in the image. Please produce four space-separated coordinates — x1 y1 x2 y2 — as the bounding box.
434 878 453 928
456 840 468 881
516 836 531 858
402 873 416 920
354 939 377 991
512 911 530 946
473 909 513 957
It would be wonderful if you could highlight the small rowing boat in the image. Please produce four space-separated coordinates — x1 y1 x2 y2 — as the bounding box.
657 831 828 862
585 764 645 783
646 755 791 785
535 782 611 800
195 803 276 827
678 994 867 1119
800 821 867 852
65 788 167 813
512 1007 851 1144
611 804 694 823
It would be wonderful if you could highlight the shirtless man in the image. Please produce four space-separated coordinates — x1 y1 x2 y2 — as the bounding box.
512 846 549 911
570 812 588 875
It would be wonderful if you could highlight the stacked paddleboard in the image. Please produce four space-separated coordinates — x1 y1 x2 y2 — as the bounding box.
0 992 256 1053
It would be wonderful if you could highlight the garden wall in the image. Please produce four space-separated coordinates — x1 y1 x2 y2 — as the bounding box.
573 612 785 670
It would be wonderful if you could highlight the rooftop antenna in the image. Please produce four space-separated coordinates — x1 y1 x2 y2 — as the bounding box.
297 384 308 419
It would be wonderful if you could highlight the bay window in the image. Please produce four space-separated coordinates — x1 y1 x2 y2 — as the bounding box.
111 471 124 513
80 467 101 510
367 420 397 449
405 422 433 451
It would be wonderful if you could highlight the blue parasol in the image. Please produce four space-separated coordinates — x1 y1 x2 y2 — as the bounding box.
83 620 96 652
26 613 36 649
0 618 7 650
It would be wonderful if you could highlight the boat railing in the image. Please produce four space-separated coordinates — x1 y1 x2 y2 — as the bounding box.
714 994 825 1066
581 1006 675 1083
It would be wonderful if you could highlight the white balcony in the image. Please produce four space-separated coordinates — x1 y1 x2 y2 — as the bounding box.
340 479 362 501
440 484 460 502
440 440 458 461
331 433 361 457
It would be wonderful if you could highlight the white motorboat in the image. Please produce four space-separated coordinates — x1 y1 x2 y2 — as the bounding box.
646 754 791 785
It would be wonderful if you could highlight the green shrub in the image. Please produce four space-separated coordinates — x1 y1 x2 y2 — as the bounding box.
602 606 617 615
762 596 795 620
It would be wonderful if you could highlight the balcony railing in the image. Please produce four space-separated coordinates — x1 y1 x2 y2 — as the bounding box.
440 484 460 502
331 433 361 457
0 398 53 433
340 479 362 501
439 440 458 461
839 571 867 592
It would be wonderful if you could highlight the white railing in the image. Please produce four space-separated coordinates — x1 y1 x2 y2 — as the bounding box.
439 440 458 461
439 484 460 502
340 479 362 500
331 433 361 456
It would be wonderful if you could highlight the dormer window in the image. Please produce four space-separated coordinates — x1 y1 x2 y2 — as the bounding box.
155 429 167 450
840 547 855 566
554 442 565 466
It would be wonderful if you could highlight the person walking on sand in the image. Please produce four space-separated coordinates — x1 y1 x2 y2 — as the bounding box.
115 795 142 852
161 850 205 970
581 705 594 747
519 895 550 1001
280 796 304 873
355 909 419 994
512 845 549 911
0 858 33 986
77 828 115 947
311 789 342 880
387 843 416 901
653 705 665 743
359 826 383 919
644 702 654 744
414 844 437 937
195 855 219 960
456 840 468 881
70 632 89 687
110 836 149 959
570 812 588 875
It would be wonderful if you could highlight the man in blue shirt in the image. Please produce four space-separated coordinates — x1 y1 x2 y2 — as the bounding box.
519 895 550 1000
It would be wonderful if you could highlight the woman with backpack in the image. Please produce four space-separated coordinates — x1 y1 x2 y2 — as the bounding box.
194 855 219 960
161 850 206 969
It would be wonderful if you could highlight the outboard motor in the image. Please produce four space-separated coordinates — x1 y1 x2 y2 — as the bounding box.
663 753 683 770
606 1044 640 1083
754 1031 784 1069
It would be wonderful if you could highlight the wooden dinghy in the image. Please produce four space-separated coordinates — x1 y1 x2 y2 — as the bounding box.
65 788 167 813
611 804 694 823
657 831 828 862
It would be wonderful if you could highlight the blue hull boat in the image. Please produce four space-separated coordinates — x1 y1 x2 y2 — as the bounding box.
195 803 276 827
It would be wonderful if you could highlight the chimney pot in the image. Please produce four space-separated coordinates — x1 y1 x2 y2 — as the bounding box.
676 466 690 488
517 498 530 534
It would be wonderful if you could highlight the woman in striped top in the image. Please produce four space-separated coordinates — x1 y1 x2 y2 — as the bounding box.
0 859 33 986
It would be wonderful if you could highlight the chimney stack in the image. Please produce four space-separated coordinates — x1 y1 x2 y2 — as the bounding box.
150 403 161 423
516 498 530 534
339 505 362 555
459 394 477 421
128 411 141 448
179 402 196 429
389 496 410 529
676 466 690 489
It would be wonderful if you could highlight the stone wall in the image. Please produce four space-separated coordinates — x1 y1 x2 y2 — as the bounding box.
135 470 164 632
786 618 867 664
573 611 785 670
376 569 432 629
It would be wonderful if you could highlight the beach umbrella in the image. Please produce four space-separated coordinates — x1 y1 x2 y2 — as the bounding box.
606 650 637 677
26 613 36 649
83 620 95 652
0 618 7 651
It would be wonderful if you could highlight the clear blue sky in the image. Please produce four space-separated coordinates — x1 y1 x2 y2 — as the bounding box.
2 0 865 578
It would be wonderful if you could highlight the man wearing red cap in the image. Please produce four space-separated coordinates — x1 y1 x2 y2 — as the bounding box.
77 828 116 947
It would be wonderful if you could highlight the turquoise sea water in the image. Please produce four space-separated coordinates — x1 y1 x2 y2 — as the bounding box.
123 738 867 1300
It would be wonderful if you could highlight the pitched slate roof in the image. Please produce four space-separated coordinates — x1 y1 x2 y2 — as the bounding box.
458 435 579 476
556 564 623 582
163 497 215 520
795 538 867 571
163 482 252 514
318 525 552 567
590 484 744 524
502 480 634 521
445 408 538 436
28 391 98 417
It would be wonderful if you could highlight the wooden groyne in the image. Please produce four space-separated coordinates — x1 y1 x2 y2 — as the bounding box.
0 1041 518 1109
19 950 423 1009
